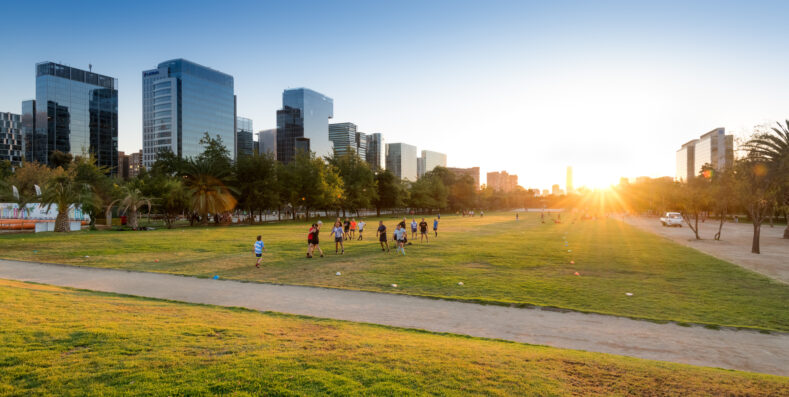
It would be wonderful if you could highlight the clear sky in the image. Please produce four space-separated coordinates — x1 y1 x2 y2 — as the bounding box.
2 0 789 190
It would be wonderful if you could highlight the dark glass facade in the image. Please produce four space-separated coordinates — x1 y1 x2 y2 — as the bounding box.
235 116 253 157
276 107 303 163
23 62 118 173
0 112 23 166
276 88 333 163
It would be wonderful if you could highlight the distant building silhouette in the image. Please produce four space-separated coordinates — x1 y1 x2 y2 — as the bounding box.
487 170 518 192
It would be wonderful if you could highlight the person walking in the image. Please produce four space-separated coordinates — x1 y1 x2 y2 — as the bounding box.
419 217 429 243
343 219 351 240
394 224 406 255
410 218 418 240
307 221 324 258
333 221 345 254
377 221 389 252
357 219 366 240
350 218 357 240
254 235 266 268
433 218 439 237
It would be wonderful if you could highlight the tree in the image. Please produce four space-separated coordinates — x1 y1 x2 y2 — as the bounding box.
280 151 341 220
198 133 233 170
675 174 711 240
150 149 188 177
330 152 377 217
108 184 153 230
743 121 789 239
182 157 237 225
48 150 73 169
408 171 448 212
40 168 95 232
374 170 405 216
733 158 777 254
7 162 52 218
234 153 280 223
157 178 189 228
72 155 114 229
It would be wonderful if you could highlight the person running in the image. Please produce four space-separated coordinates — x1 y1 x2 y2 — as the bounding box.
333 221 345 254
343 219 351 240
410 218 418 239
480 210 484 218
433 218 439 237
419 217 429 243
254 235 266 268
394 224 406 255
307 221 324 258
398 217 408 244
350 218 357 240
377 221 389 252
357 219 366 240
516 212 519 221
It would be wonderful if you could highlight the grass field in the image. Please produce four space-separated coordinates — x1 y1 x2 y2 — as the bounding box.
1 279 786 396
1 212 788 331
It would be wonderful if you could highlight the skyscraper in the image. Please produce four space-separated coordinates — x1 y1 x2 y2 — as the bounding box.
417 150 447 178
276 88 333 163
23 62 118 173
675 127 733 182
487 171 518 192
235 117 253 158
142 59 235 168
386 143 417 181
365 133 385 171
566 166 574 194
447 167 480 188
675 139 697 182
257 129 277 157
0 112 23 166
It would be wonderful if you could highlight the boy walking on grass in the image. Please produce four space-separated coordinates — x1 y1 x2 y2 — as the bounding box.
377 221 389 252
333 221 345 254
254 235 266 268
419 217 429 243
357 219 366 240
394 224 406 255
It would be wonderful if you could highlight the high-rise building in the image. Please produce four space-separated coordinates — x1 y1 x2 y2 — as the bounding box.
365 133 385 171
0 112 23 166
257 129 276 157
235 117 253 158
566 166 574 194
118 151 130 179
417 150 447 178
552 184 561 196
129 150 142 178
22 62 118 173
329 122 366 159
447 167 480 188
386 143 417 181
675 127 734 182
276 88 333 163
142 59 235 168
487 171 518 192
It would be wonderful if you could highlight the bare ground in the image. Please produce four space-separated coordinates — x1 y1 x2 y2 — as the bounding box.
623 216 789 284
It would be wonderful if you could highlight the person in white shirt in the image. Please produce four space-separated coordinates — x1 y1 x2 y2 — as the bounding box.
357 220 366 241
332 221 345 254
253 235 266 268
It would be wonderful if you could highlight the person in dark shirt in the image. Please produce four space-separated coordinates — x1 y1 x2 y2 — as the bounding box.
419 217 429 244
377 221 389 253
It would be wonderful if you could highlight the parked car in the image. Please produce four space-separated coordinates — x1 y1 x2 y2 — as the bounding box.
660 212 683 227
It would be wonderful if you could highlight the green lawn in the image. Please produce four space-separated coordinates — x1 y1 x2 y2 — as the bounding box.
1 279 786 396
2 212 788 331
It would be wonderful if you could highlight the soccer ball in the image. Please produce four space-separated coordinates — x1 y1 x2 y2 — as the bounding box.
336 272 341 276
458 282 464 286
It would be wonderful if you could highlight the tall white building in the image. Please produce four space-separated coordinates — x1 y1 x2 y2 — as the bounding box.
386 142 417 181
417 150 447 178
329 122 366 159
676 139 698 182
256 129 276 157
675 127 733 182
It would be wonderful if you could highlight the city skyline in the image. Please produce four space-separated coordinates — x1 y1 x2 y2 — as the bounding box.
3 1 789 189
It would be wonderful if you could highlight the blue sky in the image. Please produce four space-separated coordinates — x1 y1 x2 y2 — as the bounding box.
2 0 789 189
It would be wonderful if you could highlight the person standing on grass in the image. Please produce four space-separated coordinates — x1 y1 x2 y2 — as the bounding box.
410 218 418 240
306 223 316 258
254 235 266 268
395 224 406 255
419 217 429 243
307 221 324 258
433 218 439 237
377 221 389 252
333 221 345 254
350 218 357 240
357 219 366 241
343 219 351 240
480 210 484 218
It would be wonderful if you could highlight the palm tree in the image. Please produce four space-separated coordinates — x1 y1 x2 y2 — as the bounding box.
40 170 94 232
182 158 237 225
744 121 789 238
106 185 152 230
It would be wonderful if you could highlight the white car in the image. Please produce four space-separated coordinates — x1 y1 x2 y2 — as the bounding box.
660 212 683 227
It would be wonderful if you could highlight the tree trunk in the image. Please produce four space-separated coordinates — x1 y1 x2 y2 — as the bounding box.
714 211 725 240
54 210 70 232
129 208 138 230
376 206 381 217
784 224 789 239
105 207 112 227
752 222 761 254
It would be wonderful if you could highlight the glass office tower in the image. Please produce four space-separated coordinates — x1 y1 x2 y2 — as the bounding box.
142 59 235 167
365 133 385 171
22 62 118 173
276 88 333 163
236 116 253 157
386 142 417 181
257 129 277 157
417 150 447 178
0 112 23 166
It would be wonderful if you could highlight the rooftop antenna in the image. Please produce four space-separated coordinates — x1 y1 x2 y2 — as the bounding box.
89 64 92 72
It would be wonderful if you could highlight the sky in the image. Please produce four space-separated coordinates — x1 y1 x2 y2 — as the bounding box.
2 0 789 190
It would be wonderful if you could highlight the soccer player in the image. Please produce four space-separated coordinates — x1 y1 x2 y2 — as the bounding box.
357 219 366 240
419 217 429 243
377 221 389 252
410 218 418 239
394 224 406 255
350 218 357 240
333 221 345 254
254 235 266 268
343 219 351 240
307 221 324 258
433 218 439 237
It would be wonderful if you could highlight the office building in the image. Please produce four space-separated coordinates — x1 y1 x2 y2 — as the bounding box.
675 128 734 182
386 142 417 181
118 151 130 179
487 170 518 192
142 59 235 168
417 150 447 178
329 122 366 159
236 117 253 158
0 112 23 166
365 133 385 171
542 189 550 196
257 129 276 157
552 184 561 196
22 62 118 173
276 88 333 163
129 150 142 178
447 167 480 188
566 166 574 194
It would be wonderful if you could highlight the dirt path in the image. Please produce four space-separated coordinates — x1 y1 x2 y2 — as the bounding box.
1 260 787 376
623 216 789 284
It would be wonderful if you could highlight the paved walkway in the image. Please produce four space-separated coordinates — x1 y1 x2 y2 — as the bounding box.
1 259 787 376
